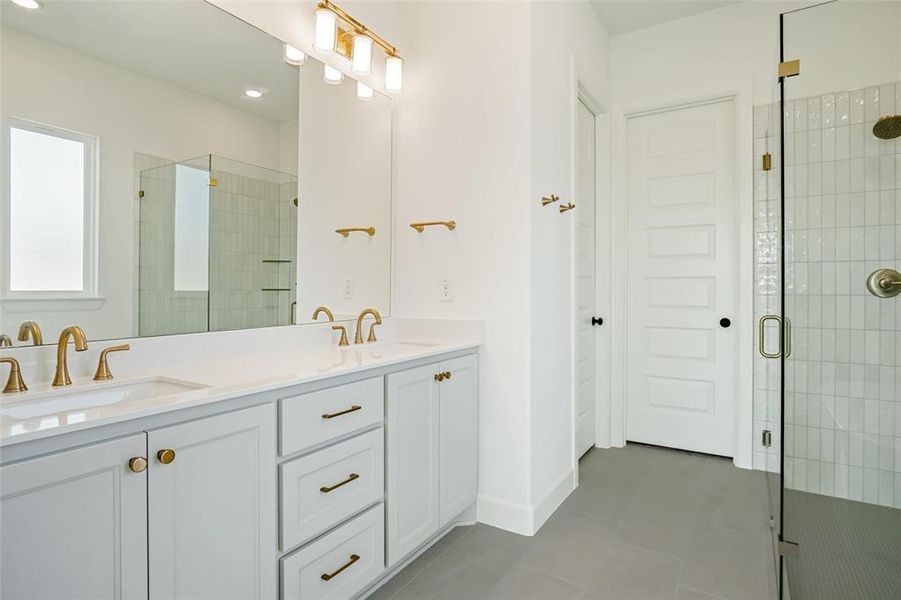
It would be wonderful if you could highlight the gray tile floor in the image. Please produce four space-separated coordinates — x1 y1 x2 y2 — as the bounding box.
368 444 778 600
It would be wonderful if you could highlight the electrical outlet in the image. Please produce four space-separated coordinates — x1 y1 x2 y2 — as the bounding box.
439 279 454 302
343 279 354 300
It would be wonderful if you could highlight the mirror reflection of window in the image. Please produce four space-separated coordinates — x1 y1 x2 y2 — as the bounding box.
8 119 96 294
173 164 210 292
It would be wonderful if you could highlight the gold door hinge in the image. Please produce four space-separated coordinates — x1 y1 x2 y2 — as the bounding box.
762 429 772 447
762 153 772 171
778 59 800 78
138 190 145 198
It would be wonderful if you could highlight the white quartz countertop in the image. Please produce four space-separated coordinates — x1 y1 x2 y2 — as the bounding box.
0 339 479 447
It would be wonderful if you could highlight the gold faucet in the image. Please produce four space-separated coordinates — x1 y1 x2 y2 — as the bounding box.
331 325 350 347
0 357 27 393
0 334 11 347
312 306 335 322
53 326 88 387
93 344 130 381
17 320 43 346
354 308 382 344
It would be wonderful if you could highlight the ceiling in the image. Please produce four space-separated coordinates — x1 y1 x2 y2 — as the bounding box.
592 1 741 35
1 0 300 123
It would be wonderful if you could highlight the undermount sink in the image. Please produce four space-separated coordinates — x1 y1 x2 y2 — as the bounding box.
0 377 208 421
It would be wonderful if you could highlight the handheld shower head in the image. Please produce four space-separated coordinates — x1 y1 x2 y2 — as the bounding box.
873 115 901 140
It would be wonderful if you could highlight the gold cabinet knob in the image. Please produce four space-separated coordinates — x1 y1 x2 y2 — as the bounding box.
128 457 148 473
434 373 445 382
444 371 452 380
157 449 176 464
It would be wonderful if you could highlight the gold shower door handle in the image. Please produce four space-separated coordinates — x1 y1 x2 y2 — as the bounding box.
758 315 791 359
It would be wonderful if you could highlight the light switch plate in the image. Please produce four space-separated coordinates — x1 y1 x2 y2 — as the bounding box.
343 279 354 300
439 279 454 302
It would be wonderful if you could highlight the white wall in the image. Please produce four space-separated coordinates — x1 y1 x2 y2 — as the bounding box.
528 1 609 525
297 61 392 322
0 27 294 340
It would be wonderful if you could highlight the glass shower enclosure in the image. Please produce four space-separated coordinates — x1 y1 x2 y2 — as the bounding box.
138 154 298 337
768 1 901 597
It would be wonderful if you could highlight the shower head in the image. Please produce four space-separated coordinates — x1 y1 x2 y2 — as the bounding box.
873 115 901 140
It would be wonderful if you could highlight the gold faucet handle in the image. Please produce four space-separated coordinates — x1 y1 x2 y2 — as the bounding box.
332 325 350 347
0 334 12 347
367 322 380 343
93 344 131 381
0 357 27 393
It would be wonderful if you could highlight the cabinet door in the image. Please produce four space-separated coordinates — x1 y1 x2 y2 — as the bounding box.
148 404 276 600
1 434 148 600
385 364 440 566
439 354 479 525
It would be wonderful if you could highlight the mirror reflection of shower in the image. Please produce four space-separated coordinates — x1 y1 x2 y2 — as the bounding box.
873 114 901 139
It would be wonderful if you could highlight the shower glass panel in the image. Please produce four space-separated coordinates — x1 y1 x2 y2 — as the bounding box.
780 2 901 597
138 154 298 336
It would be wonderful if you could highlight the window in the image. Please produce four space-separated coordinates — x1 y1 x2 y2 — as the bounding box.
173 164 210 292
5 118 97 297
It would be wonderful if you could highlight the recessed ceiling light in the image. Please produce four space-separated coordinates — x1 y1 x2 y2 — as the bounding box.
244 89 263 99
9 0 41 9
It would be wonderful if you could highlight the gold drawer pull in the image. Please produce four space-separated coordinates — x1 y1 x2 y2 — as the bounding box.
320 473 360 493
322 405 362 419
321 554 360 581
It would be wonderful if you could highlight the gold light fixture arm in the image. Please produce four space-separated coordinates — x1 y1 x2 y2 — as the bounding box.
16 320 43 346
335 227 376 238
318 0 400 57
410 221 456 233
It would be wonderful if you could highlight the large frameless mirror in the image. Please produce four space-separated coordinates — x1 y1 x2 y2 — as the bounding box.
0 0 392 346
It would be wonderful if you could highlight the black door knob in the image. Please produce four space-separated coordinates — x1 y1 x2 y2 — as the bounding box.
720 318 731 328
591 317 604 326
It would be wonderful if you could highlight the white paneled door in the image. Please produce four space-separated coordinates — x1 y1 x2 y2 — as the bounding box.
626 98 737 456
576 99 598 457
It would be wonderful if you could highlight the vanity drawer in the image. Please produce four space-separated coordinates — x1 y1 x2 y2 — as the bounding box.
280 377 383 455
280 428 384 550
280 503 385 600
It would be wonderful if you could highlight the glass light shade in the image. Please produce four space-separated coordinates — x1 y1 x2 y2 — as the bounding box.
323 64 343 85
313 8 337 53
384 55 403 92
283 44 306 65
244 89 263 98
10 0 41 8
356 82 374 101
352 35 373 74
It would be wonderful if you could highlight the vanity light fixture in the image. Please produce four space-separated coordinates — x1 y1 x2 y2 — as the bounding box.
314 0 403 92
244 88 263 98
357 82 374 101
9 0 41 9
323 64 343 85
284 44 307 66
314 6 338 53
352 34 373 74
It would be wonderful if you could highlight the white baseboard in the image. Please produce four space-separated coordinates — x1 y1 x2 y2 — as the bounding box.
476 492 534 536
531 469 575 533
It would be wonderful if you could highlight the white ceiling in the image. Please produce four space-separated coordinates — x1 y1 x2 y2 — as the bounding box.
592 1 741 35
1 0 300 123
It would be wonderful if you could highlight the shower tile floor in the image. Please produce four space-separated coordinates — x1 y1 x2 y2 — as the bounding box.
368 444 777 600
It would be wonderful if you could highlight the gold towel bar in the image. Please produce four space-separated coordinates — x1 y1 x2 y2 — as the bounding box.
410 220 456 233
335 227 375 238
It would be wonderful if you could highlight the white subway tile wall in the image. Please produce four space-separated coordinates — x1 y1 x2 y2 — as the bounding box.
754 82 901 508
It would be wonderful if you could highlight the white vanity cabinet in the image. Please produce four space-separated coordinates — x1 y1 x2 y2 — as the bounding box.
0 434 149 600
147 403 276 600
386 354 479 565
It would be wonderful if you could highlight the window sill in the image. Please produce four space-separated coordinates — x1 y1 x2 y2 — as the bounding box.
0 297 107 311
